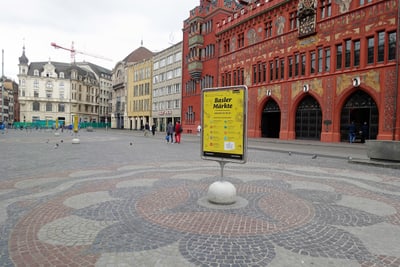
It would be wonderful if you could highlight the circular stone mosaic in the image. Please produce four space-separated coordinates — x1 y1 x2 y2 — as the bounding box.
2 161 400 267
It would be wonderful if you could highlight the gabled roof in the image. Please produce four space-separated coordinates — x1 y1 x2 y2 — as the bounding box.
123 46 155 63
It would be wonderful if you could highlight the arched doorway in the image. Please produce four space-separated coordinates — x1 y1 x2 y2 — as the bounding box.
295 95 322 140
340 90 378 142
261 99 281 138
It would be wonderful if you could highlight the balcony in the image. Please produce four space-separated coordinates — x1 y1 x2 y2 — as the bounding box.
188 61 203 81
189 35 204 47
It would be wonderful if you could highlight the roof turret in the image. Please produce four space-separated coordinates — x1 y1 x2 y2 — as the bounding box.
19 46 29 65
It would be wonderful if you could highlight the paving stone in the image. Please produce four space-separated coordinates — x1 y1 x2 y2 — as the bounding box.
0 129 399 266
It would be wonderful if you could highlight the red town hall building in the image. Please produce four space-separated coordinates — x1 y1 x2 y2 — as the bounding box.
182 0 399 142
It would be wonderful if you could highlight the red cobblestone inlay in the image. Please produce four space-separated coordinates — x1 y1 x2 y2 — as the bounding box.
7 180 120 267
136 184 315 235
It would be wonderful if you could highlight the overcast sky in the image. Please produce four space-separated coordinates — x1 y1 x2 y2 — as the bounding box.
0 0 199 80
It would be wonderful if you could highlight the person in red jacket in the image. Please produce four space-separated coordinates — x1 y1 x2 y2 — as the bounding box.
174 121 182 144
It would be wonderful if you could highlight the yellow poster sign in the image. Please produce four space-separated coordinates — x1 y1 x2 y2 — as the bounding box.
73 115 79 133
201 86 247 163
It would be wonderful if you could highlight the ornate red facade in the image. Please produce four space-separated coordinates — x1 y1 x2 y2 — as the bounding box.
182 0 400 142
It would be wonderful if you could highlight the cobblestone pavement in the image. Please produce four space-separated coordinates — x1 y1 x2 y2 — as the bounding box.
0 129 399 267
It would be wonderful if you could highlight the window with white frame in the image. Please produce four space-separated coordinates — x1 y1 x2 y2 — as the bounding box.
175 52 181 62
153 61 159 70
174 99 180 108
174 67 181 78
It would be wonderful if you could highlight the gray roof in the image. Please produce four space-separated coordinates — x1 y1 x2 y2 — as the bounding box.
76 62 112 79
18 47 29 65
27 62 97 80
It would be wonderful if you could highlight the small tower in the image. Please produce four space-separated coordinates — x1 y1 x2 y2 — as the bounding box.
18 45 29 76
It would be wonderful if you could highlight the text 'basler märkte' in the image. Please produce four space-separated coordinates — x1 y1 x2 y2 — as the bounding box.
213 97 232 109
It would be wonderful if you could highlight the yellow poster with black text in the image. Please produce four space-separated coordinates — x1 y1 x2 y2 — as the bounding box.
202 87 246 162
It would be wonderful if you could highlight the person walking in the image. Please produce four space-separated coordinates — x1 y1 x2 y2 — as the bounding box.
151 124 156 136
361 121 369 143
197 124 202 136
175 121 182 144
144 122 150 137
166 121 174 143
348 121 356 143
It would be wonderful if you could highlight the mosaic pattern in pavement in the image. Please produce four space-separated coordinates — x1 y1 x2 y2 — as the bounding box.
1 161 400 266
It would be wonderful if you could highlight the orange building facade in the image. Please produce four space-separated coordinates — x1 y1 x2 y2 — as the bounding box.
182 0 400 142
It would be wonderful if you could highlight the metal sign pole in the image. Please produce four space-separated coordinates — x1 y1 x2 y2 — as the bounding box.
218 161 227 179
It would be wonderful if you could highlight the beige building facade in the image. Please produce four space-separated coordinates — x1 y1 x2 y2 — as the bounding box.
17 46 111 127
127 57 153 130
111 61 128 129
111 46 154 130
152 42 182 132
77 62 112 124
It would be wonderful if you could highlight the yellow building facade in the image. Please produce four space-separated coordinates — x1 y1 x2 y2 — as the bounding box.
126 58 153 130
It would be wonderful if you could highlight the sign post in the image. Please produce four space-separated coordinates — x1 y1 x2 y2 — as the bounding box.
201 86 248 177
72 115 80 144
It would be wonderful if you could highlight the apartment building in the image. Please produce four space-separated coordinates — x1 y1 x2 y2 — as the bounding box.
0 78 18 126
152 42 183 132
77 62 112 124
111 46 154 129
127 54 154 130
17 46 111 126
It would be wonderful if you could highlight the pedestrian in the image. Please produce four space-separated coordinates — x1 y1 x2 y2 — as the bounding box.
144 122 150 136
348 121 356 143
151 124 156 136
175 121 182 144
197 124 202 136
360 121 369 143
166 121 174 143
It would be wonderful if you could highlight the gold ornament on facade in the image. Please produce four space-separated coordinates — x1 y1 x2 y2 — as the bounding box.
366 18 396 32
273 85 282 100
292 81 302 97
334 28 360 41
336 70 380 96
336 74 351 95
364 71 381 93
258 85 282 102
291 80 321 98
311 79 323 97
258 86 268 101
